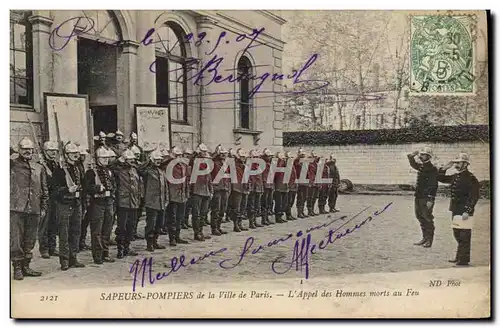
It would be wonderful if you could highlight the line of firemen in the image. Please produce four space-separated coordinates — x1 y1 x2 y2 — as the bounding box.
10 130 341 280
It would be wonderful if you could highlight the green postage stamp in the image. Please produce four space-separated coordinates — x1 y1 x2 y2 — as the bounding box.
410 14 477 95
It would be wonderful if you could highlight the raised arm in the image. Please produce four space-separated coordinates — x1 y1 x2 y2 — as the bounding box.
437 161 455 184
407 151 421 171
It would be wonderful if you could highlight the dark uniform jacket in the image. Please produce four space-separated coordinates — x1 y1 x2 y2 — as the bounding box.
52 162 84 204
288 159 298 191
307 158 319 187
112 163 141 209
233 159 250 194
10 157 49 215
40 158 58 196
139 164 169 211
190 158 214 197
438 168 480 216
250 161 264 193
84 165 116 200
407 155 438 200
274 158 289 192
167 158 189 203
212 157 231 192
262 158 274 189
327 162 340 188
294 157 309 186
319 161 332 190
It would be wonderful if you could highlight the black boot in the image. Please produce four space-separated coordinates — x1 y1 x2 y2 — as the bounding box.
413 238 426 246
146 237 155 252
60 259 70 271
22 259 42 277
217 217 227 234
117 245 124 259
422 238 433 248
319 206 327 214
12 261 24 280
297 209 305 219
211 217 221 236
276 214 287 224
154 235 167 249
249 217 257 229
233 216 242 232
124 245 138 256
94 250 103 264
41 251 50 259
69 257 86 268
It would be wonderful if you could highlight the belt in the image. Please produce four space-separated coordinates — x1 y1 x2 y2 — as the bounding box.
94 191 112 199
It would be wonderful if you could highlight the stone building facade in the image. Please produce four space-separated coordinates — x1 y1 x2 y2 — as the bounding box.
10 10 286 151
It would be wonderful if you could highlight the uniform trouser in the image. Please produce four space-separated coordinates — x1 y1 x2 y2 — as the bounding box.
184 198 192 224
274 191 288 216
80 206 91 246
10 211 39 262
261 188 274 216
39 200 58 254
286 190 297 216
211 190 229 224
167 202 186 238
116 207 138 248
90 198 114 260
296 186 308 211
414 198 435 240
57 201 82 263
134 197 145 235
247 192 262 218
229 191 247 221
191 195 211 235
328 187 339 210
453 226 472 264
318 186 330 208
145 208 165 239
307 186 319 210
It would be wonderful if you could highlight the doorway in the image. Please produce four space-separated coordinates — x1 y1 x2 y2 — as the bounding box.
77 37 118 136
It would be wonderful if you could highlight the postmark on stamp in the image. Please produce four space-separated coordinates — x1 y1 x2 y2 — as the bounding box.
410 14 476 95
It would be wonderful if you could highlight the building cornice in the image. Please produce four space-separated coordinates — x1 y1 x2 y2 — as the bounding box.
256 10 287 25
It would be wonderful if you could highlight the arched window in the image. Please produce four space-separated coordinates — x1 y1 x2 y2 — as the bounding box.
155 22 188 123
10 10 33 107
237 56 252 129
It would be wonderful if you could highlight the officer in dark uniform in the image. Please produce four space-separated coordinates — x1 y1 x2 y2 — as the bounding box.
261 148 275 225
112 149 140 258
306 151 320 217
438 153 480 266
230 148 251 232
190 143 214 241
53 142 86 270
407 147 438 248
247 149 264 229
317 155 332 214
274 151 289 224
294 148 309 218
84 147 116 264
165 146 190 245
285 151 298 221
38 141 59 258
210 144 231 235
326 154 341 213
139 150 169 251
10 138 49 280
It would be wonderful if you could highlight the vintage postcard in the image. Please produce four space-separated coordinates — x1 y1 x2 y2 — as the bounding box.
9 9 490 318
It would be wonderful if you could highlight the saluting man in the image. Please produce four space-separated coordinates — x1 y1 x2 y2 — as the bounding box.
53 142 86 271
274 151 290 224
38 141 59 259
306 151 320 217
294 148 309 218
210 144 231 235
285 151 298 221
10 138 49 280
190 143 214 241
165 146 190 245
84 148 116 264
438 153 480 266
229 148 251 232
326 154 340 213
139 150 169 251
261 148 275 225
246 149 264 229
112 149 140 258
407 147 438 248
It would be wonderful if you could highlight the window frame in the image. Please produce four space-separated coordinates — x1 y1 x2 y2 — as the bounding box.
154 22 188 124
10 10 34 108
237 56 253 130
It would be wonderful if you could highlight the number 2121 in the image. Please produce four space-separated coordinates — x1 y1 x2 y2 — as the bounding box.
40 295 59 302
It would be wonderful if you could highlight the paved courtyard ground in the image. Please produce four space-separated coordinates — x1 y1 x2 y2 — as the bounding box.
12 194 491 293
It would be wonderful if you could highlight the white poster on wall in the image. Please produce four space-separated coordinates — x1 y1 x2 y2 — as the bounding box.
45 93 90 150
135 105 171 151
